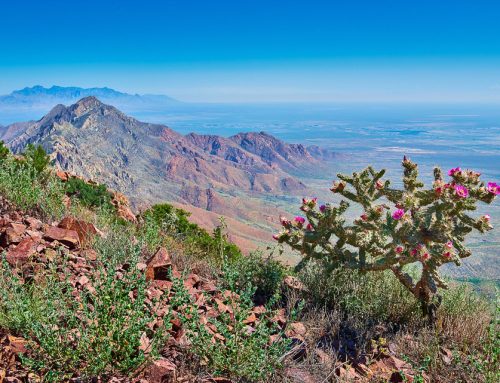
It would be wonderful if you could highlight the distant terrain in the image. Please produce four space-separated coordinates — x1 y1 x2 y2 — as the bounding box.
0 96 334 250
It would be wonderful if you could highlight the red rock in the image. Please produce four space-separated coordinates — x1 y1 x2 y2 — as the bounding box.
43 226 80 248
81 249 98 261
1 223 27 246
24 217 42 230
242 313 258 324
56 170 69 182
7 335 27 354
145 247 172 281
58 217 99 245
6 238 38 266
145 357 176 381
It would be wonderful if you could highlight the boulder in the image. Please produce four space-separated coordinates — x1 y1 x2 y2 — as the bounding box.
146 247 172 281
58 217 99 245
43 226 80 249
6 238 39 266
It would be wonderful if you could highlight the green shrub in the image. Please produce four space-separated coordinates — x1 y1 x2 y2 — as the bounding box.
0 141 9 162
66 177 114 210
142 204 242 263
223 251 288 304
22 143 51 175
0 156 65 219
170 274 289 382
0 233 168 380
276 158 498 321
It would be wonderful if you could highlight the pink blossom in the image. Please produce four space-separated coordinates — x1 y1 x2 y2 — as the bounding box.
445 241 453 249
454 184 469 198
422 253 431 261
448 167 461 176
487 182 500 195
395 245 404 254
392 209 405 220
361 214 368 221
294 216 305 225
443 251 452 258
306 223 313 231
376 180 384 190
483 214 491 221
411 249 418 256
319 204 326 213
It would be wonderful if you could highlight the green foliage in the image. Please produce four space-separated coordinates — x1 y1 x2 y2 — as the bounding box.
276 158 498 320
0 156 65 219
0 141 9 162
170 273 289 382
23 143 51 175
0 234 168 380
298 262 421 323
142 204 242 263
65 177 114 210
223 251 288 303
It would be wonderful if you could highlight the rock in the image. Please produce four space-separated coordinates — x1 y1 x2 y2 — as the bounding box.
24 217 42 230
43 226 80 248
55 170 69 182
1 223 27 246
144 357 176 381
6 238 39 266
145 247 172 281
58 217 99 245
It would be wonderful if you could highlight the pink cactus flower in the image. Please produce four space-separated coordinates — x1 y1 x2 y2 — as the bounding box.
411 249 418 256
483 214 491 221
448 167 461 176
361 213 368 221
319 204 326 213
445 241 453 249
454 184 469 198
306 223 314 231
395 245 404 254
376 180 384 190
392 209 405 220
422 253 431 261
294 216 305 225
487 182 500 195
443 251 452 258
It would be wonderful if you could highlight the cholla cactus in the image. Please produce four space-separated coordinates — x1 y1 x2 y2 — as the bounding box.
275 157 498 321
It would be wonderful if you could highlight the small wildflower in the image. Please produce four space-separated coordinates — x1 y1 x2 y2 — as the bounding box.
454 184 469 198
392 209 405 220
445 241 453 249
487 182 500 195
294 216 305 226
395 245 404 254
448 167 461 176
483 214 491 221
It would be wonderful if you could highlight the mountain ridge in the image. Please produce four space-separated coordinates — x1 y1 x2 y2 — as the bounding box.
1 97 335 250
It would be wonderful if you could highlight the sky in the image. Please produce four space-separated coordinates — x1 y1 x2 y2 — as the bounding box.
1 0 500 102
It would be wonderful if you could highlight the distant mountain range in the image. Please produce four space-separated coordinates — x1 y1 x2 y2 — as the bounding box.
0 85 179 112
0 97 334 250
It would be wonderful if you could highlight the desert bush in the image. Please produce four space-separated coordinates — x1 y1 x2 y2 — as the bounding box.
0 141 9 162
65 177 114 210
0 155 65 219
222 251 288 304
22 143 51 175
0 234 168 380
275 158 498 321
170 274 289 382
141 204 242 263
298 262 421 324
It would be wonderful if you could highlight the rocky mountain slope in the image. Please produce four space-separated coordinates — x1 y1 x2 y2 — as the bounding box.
1 97 334 249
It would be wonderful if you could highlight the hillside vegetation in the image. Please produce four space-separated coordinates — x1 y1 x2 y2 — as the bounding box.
0 142 498 382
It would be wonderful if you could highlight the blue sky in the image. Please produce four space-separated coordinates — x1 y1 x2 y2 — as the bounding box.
1 0 500 102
